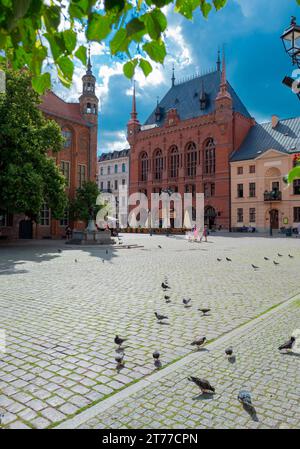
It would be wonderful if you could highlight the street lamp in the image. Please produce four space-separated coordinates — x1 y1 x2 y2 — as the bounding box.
281 16 300 67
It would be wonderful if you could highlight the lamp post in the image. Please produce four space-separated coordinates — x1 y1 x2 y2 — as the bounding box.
281 16 300 99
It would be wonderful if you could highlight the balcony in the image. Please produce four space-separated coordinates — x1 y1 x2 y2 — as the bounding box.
264 190 282 201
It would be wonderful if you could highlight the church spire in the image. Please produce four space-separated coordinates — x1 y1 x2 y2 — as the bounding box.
87 45 92 75
130 80 138 122
216 47 232 101
217 48 221 71
171 63 175 87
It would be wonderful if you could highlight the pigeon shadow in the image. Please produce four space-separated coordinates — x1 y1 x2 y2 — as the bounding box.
243 404 259 422
195 347 209 353
228 355 236 364
184 305 192 309
281 351 300 358
192 392 215 401
116 364 125 373
157 321 170 325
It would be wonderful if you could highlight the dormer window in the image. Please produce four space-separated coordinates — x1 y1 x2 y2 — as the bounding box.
200 93 206 110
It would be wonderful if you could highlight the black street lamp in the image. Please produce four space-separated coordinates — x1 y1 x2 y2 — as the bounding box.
281 16 300 67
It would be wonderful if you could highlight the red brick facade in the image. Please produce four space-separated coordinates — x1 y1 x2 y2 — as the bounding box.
127 59 254 229
1 58 98 240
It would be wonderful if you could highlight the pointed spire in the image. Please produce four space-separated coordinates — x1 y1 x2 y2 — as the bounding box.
171 63 175 87
216 46 232 101
128 80 140 125
217 48 221 71
87 45 92 75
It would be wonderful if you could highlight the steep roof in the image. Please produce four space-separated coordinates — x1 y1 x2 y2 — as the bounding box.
230 117 300 162
98 149 130 162
144 70 251 126
39 91 87 125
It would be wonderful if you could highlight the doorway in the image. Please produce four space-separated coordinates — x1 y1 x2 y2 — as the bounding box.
19 219 33 239
270 209 279 230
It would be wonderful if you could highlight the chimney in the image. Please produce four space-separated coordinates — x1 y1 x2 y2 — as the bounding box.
272 115 279 129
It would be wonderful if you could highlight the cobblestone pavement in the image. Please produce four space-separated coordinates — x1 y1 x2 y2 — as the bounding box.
78 297 300 429
0 234 300 428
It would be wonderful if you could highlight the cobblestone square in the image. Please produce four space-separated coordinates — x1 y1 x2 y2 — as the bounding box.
0 234 300 428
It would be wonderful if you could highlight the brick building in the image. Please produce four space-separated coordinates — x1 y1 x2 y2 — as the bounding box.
127 53 254 229
0 55 99 239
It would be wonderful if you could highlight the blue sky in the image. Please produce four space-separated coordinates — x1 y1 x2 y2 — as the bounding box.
54 0 300 155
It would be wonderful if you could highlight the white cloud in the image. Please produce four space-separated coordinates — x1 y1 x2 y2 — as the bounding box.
100 130 128 154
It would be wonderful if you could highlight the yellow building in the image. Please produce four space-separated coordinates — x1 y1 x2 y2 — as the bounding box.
230 116 300 233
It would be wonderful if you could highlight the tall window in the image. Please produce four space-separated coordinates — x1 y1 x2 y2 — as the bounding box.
154 149 163 180
107 180 111 190
293 179 300 195
249 165 255 174
60 161 70 187
114 179 118 190
249 208 256 223
122 179 126 185
100 182 104 190
204 183 215 198
114 164 118 173
237 183 244 198
169 146 179 179
204 138 215 175
108 166 111 175
62 129 72 148
122 163 126 173
294 207 300 222
237 167 243 175
100 167 104 175
237 208 243 223
186 142 197 177
140 152 148 182
0 210 12 227
249 182 256 198
78 164 86 187
40 203 50 226
59 209 69 227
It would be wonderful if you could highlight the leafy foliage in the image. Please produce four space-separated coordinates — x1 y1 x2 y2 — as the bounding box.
0 0 231 93
70 180 102 223
0 69 67 221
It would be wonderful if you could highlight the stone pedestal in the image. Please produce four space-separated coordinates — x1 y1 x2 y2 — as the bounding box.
68 229 113 245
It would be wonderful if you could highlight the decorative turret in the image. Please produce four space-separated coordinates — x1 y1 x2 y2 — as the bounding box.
127 81 140 144
200 79 207 110
215 48 233 130
79 47 99 124
217 48 221 72
155 97 162 121
171 64 175 87
216 48 232 103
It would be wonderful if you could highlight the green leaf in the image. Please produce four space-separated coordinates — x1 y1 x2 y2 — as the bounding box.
43 5 61 31
87 13 112 41
288 166 300 184
12 0 31 20
143 9 167 40
213 0 227 11
62 29 77 53
69 0 90 19
75 45 87 65
110 28 128 54
31 72 51 94
200 0 213 18
175 0 200 20
30 42 47 75
57 55 74 83
143 39 166 63
139 58 152 76
44 32 65 61
123 58 138 78
105 0 126 12
126 18 145 37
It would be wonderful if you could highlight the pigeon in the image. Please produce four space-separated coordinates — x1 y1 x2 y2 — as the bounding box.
264 257 269 261
217 258 222 262
251 264 259 269
75 259 78 263
164 295 170 300
278 336 295 351
161 282 170 290
183 298 191 306
273 261 279 265
238 390 253 408
198 308 211 316
288 254 294 258
158 245 162 249
152 351 160 360
58 249 62 253
278 253 283 257
114 335 127 347
155 312 168 322
191 336 206 348
226 257 232 262
188 376 215 394
225 347 233 357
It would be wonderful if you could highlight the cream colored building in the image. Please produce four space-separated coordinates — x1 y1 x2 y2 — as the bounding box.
230 116 300 232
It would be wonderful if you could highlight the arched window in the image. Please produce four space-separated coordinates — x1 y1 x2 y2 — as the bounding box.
169 146 179 179
186 142 197 177
62 129 72 148
153 149 163 181
140 152 148 182
204 138 216 175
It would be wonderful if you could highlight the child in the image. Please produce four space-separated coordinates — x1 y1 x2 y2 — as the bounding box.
200 225 208 242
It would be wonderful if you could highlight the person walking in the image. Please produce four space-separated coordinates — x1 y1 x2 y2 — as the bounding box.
65 225 72 240
200 225 208 243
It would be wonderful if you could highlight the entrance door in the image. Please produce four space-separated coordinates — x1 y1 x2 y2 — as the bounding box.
19 219 33 239
270 209 279 230
205 206 216 229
